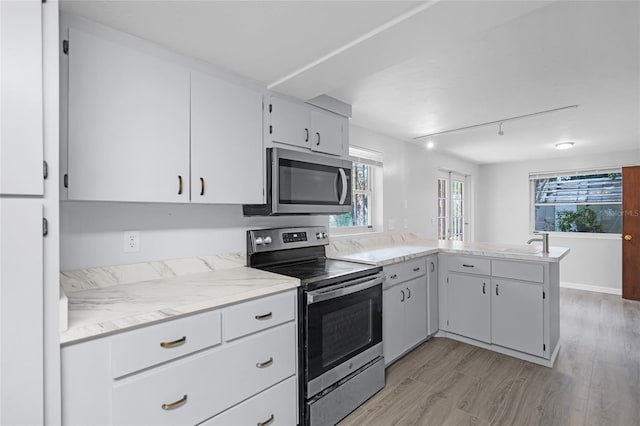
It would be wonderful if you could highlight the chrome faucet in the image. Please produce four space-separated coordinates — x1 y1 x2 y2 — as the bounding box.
527 232 549 254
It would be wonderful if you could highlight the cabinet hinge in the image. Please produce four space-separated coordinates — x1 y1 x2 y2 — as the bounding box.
63 40 69 55
446 277 449 284
447 320 449 326
43 161 48 180
543 291 546 299
43 218 48 237
269 125 273 134
269 103 272 113
64 174 68 188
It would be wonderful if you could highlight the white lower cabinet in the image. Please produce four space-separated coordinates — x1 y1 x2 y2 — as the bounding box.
383 258 428 365
200 376 297 426
426 255 439 336
61 290 298 426
446 274 491 343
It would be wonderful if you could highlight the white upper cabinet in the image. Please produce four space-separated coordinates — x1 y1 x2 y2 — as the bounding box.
309 108 343 156
190 71 263 204
67 28 190 202
268 95 345 156
0 0 43 195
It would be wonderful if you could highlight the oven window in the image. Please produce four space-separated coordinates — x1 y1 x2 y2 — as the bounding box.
279 159 350 205
306 284 382 381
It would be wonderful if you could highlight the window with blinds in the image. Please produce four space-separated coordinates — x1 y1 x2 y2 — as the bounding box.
531 169 622 233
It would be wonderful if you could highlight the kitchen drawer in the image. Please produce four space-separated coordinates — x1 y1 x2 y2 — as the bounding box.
199 376 297 426
384 258 426 288
112 322 296 426
111 310 221 378
492 260 544 283
447 256 491 276
223 290 295 341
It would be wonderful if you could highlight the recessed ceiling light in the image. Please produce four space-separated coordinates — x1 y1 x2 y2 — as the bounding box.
555 142 575 150
426 141 435 150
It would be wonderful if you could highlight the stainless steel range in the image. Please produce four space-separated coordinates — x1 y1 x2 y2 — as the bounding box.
247 226 385 426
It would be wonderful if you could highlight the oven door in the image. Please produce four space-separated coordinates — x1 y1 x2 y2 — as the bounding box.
273 148 352 215
305 273 383 397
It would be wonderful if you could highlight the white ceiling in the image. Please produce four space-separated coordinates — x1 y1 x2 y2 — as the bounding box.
60 0 640 164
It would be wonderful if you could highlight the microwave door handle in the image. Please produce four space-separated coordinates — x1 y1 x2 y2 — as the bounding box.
338 168 348 205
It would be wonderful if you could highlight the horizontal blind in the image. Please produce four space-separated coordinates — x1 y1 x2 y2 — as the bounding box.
529 167 621 180
349 146 383 167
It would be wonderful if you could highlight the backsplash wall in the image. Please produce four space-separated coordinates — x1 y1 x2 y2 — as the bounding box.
60 201 326 270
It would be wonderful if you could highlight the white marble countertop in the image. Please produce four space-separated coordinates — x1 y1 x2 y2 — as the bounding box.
328 238 570 266
60 257 299 345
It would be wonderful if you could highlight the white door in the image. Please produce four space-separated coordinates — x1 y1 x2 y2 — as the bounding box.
67 28 190 202
310 109 343 156
403 277 428 350
447 274 491 343
491 280 544 356
437 171 469 241
190 71 263 204
382 285 405 365
426 256 439 336
0 0 43 195
268 96 310 149
0 199 43 425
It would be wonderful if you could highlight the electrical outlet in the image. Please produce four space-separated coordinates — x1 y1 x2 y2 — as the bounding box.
123 231 140 253
388 219 396 231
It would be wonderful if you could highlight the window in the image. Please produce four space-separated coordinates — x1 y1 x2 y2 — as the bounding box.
531 169 622 234
438 171 468 241
329 146 382 233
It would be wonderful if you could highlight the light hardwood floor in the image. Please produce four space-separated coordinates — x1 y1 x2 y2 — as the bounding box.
339 288 640 426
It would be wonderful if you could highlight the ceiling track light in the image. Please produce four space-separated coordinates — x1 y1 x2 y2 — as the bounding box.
414 104 579 140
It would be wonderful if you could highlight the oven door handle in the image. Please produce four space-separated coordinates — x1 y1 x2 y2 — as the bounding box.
306 273 384 304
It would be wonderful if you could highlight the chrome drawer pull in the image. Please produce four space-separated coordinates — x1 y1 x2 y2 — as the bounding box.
258 414 275 426
256 357 273 368
160 336 186 348
161 394 187 411
413 267 420 272
255 312 273 320
462 264 474 268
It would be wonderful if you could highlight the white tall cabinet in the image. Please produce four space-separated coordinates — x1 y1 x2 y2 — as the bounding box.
0 0 60 424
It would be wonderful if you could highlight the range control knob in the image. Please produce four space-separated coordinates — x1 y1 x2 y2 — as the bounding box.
255 237 264 246
264 236 273 245
316 232 323 239
322 232 328 239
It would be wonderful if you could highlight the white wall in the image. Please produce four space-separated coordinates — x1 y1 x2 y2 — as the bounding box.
61 202 326 270
349 125 479 239
477 149 640 292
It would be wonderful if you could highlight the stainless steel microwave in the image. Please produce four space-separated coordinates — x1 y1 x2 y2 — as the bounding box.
243 147 352 216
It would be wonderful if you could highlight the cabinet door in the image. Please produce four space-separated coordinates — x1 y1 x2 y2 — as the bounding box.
67 28 190 202
403 277 428 350
492 280 544 356
268 96 310 149
0 199 43 425
382 285 405 365
191 71 263 204
426 256 439 336
310 109 343 156
0 0 43 195
447 274 491 343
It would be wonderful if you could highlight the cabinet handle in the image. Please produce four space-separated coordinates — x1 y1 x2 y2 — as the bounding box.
390 274 398 280
161 394 187 411
200 177 205 196
316 132 321 146
401 290 405 302
462 264 474 268
430 262 435 272
178 175 183 195
482 282 486 294
406 287 411 299
496 284 499 296
255 312 273 320
257 414 275 426
256 357 274 368
160 336 186 348
304 128 309 142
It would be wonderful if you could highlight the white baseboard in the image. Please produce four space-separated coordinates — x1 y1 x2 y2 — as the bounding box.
560 281 621 295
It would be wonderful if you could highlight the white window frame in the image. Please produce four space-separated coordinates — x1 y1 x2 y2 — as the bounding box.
329 146 383 235
438 170 471 241
529 167 623 238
